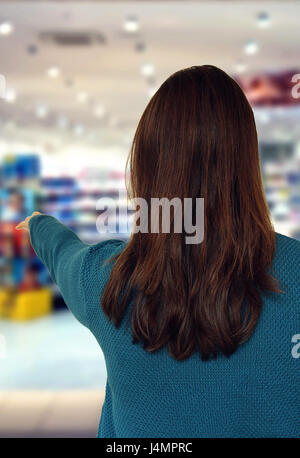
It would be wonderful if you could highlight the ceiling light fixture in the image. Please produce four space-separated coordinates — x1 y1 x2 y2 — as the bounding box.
256 12 271 28
36 104 49 119
124 15 140 34
0 21 14 36
244 40 259 55
93 104 106 119
77 91 89 103
46 66 61 78
5 88 16 103
141 63 155 77
73 124 85 136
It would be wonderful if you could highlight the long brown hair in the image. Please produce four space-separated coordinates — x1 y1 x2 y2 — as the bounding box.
101 65 281 361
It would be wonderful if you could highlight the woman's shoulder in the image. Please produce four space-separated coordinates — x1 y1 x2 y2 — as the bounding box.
80 238 127 293
273 232 300 288
87 238 127 255
275 232 300 256
83 238 127 269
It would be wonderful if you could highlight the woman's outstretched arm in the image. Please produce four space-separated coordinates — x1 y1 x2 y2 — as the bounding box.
17 213 90 327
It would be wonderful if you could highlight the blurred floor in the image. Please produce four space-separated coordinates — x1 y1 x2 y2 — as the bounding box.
0 308 107 389
0 308 107 437
0 389 104 437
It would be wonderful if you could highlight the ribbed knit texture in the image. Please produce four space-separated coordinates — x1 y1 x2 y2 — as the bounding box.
29 214 300 438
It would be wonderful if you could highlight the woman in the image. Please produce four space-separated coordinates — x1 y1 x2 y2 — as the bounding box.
17 65 300 438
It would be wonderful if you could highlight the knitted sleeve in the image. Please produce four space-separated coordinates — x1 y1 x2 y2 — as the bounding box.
28 214 91 327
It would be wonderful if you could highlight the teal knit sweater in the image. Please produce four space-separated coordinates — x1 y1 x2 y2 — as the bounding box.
29 214 300 438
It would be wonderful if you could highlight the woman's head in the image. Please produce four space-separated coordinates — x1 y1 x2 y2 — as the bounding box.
102 65 281 361
130 65 259 208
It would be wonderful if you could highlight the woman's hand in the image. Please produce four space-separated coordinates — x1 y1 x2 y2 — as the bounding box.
16 211 42 232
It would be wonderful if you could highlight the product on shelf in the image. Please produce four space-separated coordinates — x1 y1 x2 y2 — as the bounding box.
0 154 52 320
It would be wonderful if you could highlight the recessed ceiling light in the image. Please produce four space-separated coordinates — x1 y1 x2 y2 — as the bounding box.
5 88 16 103
0 21 14 36
256 12 271 28
244 40 259 55
36 104 49 119
124 15 140 33
46 66 61 78
77 91 89 103
73 124 85 136
141 63 155 77
93 104 106 119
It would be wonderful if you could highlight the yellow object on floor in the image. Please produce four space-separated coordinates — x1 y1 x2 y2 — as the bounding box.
0 288 52 321
0 289 14 319
11 288 52 320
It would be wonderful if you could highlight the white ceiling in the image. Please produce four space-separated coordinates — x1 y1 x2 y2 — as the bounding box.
0 1 300 159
